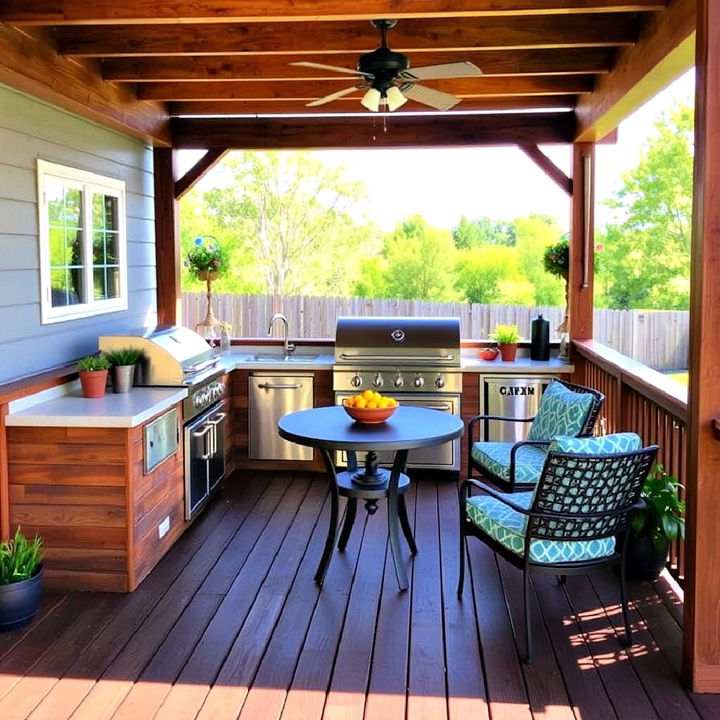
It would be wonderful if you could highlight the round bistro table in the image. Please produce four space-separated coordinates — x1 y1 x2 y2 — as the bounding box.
278 405 464 590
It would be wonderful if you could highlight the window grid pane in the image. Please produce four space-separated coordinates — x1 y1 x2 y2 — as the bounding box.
91 194 120 301
48 186 85 308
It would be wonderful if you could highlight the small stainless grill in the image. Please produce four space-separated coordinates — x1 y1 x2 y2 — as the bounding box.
334 316 462 473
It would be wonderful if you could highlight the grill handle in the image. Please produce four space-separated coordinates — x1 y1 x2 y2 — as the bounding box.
338 353 455 362
416 403 452 411
257 382 303 390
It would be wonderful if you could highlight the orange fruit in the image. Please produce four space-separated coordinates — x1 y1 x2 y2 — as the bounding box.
362 389 375 400
355 397 367 409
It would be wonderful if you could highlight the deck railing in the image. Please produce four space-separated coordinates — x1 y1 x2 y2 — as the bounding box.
572 340 688 583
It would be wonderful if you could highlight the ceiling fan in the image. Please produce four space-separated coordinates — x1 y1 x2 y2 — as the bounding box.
291 19 483 112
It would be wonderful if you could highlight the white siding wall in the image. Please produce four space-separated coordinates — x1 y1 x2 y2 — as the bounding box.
0 85 156 384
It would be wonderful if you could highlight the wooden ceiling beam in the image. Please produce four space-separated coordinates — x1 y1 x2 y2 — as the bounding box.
1 1 666 26
56 15 639 57
102 48 615 83
171 112 576 149
575 0 695 141
174 149 229 199
138 76 594 102
170 95 577 116
0 25 169 145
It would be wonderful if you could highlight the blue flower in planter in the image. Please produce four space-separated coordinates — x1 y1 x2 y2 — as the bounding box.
194 236 203 246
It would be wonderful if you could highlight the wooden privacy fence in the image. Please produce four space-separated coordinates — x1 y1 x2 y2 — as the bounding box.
182 292 689 371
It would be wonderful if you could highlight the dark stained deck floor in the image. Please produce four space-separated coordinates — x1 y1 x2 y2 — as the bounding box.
0 471 717 720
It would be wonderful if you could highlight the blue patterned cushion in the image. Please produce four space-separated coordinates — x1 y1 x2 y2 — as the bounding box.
548 433 641 455
471 442 547 485
527 380 595 441
465 492 616 563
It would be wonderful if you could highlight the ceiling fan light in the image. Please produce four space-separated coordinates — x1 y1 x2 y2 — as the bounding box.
361 87 381 112
385 85 407 111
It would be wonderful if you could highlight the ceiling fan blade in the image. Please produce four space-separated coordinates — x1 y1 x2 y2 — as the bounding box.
401 84 461 111
306 86 359 107
403 61 483 81
291 61 373 79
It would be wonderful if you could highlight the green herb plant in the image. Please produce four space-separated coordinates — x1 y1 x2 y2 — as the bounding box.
632 463 685 552
76 355 111 372
103 348 143 367
0 527 43 585
489 324 521 344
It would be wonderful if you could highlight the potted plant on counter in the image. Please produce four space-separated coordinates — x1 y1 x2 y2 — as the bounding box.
104 347 143 394
489 324 522 362
76 355 111 398
627 463 685 580
0 527 43 631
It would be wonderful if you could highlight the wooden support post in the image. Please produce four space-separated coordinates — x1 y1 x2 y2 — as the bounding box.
153 147 181 326
568 142 596 341
683 0 720 694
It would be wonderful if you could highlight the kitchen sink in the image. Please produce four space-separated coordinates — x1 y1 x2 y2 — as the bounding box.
249 354 319 363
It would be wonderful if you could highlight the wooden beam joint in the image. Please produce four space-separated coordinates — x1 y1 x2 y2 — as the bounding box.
175 149 229 199
518 142 572 195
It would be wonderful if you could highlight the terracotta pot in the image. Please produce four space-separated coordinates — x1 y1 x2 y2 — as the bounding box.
79 369 108 398
480 348 499 361
498 343 518 362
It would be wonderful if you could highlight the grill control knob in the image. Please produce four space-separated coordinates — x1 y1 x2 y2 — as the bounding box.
413 373 424 389
351 374 362 388
394 373 404 388
435 375 445 389
372 373 384 389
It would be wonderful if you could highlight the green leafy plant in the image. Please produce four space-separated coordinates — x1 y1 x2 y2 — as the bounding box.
631 463 685 552
186 235 230 280
543 237 569 278
0 527 43 585
103 348 143 367
489 324 521 344
76 355 111 372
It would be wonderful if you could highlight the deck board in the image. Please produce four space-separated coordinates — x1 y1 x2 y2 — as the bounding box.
0 472 711 720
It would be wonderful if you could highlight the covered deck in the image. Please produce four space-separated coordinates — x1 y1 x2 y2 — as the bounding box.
0 471 714 720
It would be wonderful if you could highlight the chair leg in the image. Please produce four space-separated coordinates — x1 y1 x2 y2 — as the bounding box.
457 513 466 597
619 556 633 646
556 574 567 586
523 566 533 664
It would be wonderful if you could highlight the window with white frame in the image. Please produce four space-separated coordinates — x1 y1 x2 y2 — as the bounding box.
37 160 127 323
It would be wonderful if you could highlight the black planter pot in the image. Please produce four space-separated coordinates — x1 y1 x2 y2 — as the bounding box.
0 565 43 631
625 535 668 581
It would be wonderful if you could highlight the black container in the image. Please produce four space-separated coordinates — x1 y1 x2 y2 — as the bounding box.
530 314 550 361
0 565 43 631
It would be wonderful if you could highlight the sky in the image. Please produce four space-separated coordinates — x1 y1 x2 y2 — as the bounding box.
185 68 695 233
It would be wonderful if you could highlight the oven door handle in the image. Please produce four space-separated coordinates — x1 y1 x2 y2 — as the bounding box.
193 423 212 460
207 412 226 458
416 403 452 411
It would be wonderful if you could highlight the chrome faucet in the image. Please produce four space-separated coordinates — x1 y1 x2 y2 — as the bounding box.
267 313 296 355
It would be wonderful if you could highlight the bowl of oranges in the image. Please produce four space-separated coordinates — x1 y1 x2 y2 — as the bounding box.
343 390 399 424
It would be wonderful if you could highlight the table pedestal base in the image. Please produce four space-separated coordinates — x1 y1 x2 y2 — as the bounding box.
315 448 415 590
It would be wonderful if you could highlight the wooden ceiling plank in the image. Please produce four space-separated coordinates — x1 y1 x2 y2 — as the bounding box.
56 15 639 57
1 1 666 25
0 24 169 144
575 0 694 140
174 148 229 199
102 48 615 82
169 95 577 116
171 112 577 149
137 76 595 102
518 142 573 194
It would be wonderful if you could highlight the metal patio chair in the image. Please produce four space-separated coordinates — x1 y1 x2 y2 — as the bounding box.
467 378 605 493
457 433 658 663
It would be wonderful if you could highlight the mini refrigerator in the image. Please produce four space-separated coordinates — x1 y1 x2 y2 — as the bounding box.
481 376 555 442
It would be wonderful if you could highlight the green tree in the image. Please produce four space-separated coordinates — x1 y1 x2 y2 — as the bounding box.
382 216 459 301
514 215 565 306
454 245 523 303
452 215 516 249
597 101 693 309
196 152 376 297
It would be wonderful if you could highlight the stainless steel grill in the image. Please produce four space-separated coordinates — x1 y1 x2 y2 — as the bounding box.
334 316 462 472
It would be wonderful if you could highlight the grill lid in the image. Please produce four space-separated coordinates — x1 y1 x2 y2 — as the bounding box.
98 326 218 386
334 316 461 366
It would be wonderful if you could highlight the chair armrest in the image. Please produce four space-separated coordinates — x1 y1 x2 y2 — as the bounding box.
467 413 535 442
460 478 532 515
507 440 550 489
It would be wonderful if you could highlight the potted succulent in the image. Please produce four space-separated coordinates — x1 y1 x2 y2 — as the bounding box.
0 527 43 631
627 463 685 581
104 347 143 394
489 324 522 362
76 355 111 398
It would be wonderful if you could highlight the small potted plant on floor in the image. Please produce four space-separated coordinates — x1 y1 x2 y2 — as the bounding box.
489 324 522 362
0 527 43 631
627 463 685 581
76 355 111 398
104 347 143 393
